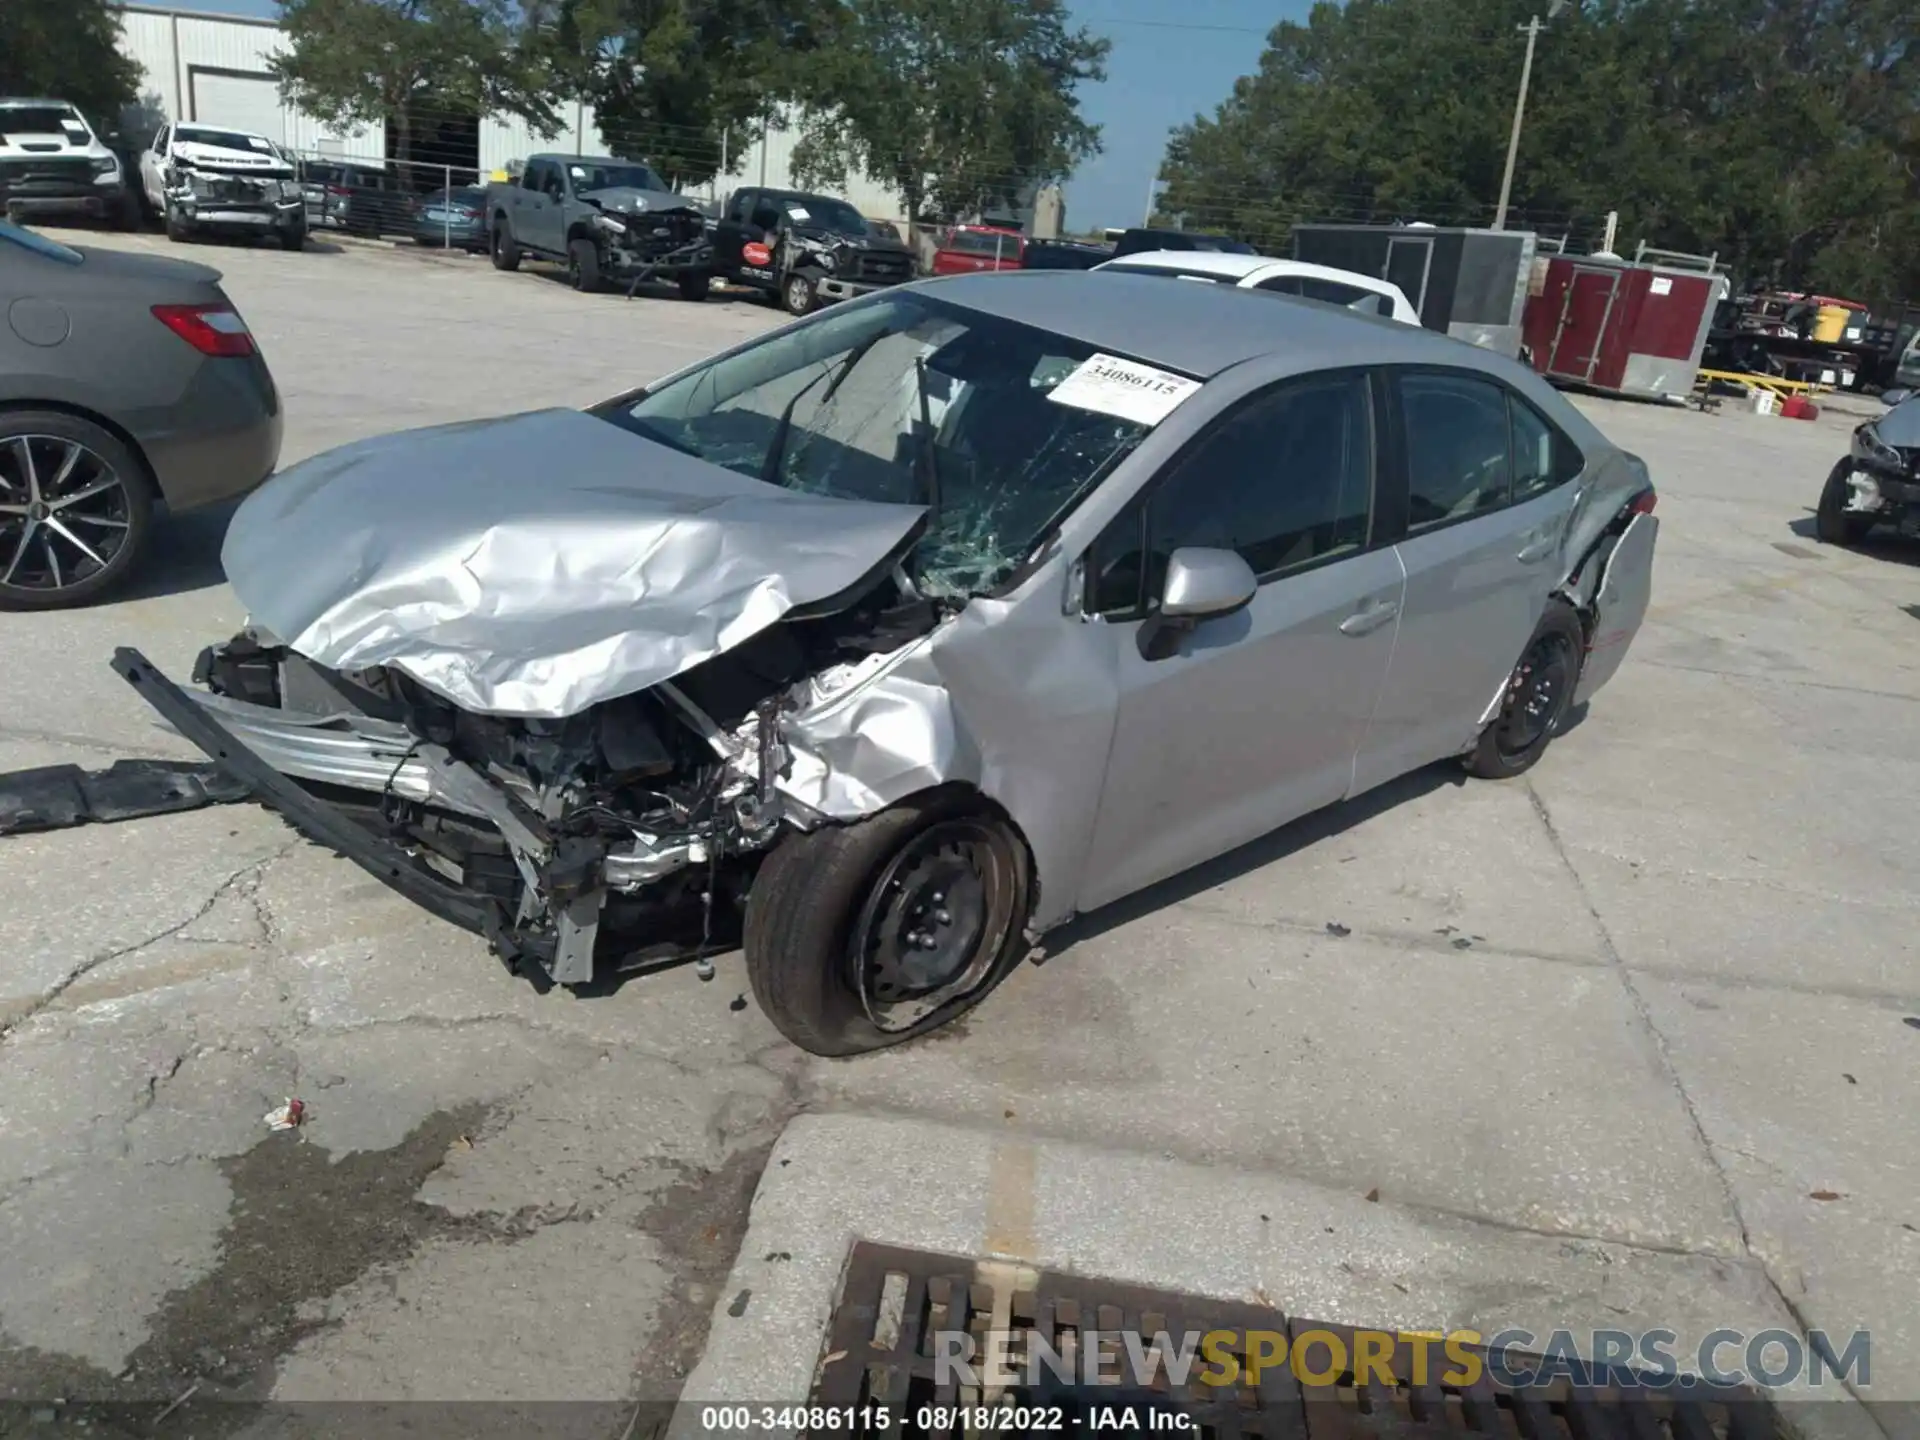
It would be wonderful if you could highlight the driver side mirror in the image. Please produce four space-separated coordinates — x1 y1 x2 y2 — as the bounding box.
1138 546 1257 661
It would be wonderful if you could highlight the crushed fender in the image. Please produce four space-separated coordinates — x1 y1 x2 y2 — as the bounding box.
0 759 253 836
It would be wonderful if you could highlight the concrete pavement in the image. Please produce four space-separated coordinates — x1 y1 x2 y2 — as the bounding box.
1 229 1915 1427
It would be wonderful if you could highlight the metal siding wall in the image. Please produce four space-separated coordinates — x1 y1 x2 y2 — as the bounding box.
116 5 383 160
117 10 182 122
716 111 908 223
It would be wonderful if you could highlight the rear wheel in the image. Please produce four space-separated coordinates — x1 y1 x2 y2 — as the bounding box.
568 236 604 293
1465 600 1584 780
0 414 154 610
744 791 1032 1057
490 221 520 271
1815 460 1873 546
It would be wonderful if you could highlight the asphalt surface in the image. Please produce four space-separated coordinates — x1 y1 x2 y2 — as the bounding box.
2 229 1917 1423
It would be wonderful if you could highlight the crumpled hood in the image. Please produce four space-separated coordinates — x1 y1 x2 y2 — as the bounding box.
578 185 700 216
220 408 927 718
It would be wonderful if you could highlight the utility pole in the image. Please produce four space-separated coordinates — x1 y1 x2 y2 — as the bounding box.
1143 174 1159 227
1493 0 1564 232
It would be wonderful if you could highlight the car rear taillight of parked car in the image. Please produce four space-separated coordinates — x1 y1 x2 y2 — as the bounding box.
152 303 256 358
1628 489 1657 516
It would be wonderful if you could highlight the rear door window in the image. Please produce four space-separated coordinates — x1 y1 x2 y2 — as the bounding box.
1508 395 1585 502
1397 371 1514 529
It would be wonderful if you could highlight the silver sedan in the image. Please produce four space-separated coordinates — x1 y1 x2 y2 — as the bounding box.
115 271 1657 1055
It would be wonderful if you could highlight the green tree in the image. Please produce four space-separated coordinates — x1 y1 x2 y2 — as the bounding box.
0 0 143 135
1158 0 1920 303
525 0 826 187
782 0 1109 226
270 0 562 166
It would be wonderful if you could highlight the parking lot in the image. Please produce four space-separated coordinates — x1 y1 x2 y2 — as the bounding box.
3 231 1918 1419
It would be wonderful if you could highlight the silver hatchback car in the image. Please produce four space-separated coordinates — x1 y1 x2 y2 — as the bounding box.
114 272 1657 1055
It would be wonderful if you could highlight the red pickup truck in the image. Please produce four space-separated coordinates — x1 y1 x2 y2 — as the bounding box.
931 225 1025 275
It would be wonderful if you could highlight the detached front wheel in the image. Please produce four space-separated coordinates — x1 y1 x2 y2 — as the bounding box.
743 791 1032 1057
1465 600 1584 780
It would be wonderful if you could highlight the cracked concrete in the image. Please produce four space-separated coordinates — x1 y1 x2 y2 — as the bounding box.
1 232 1916 1420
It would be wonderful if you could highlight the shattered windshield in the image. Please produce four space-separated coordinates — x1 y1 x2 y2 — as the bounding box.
572 162 668 193
597 292 1166 599
787 197 871 236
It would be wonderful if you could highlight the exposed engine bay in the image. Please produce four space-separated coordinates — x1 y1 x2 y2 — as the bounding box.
177 579 942 990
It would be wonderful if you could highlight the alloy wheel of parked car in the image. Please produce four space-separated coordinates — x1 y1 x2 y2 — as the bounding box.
1465 601 1584 780
0 417 153 610
743 791 1031 1056
1815 460 1872 546
783 272 816 316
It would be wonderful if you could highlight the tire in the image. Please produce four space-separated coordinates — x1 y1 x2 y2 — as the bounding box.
280 225 306 251
490 221 520 271
1815 459 1872 546
677 269 711 302
114 190 142 232
163 199 191 244
1465 599 1585 780
568 236 604 293
782 269 818 316
743 789 1033 1057
0 411 155 610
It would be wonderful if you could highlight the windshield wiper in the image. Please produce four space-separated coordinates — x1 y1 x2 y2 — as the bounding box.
759 327 890 486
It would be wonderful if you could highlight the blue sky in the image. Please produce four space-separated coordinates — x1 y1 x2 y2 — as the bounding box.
162 0 1294 231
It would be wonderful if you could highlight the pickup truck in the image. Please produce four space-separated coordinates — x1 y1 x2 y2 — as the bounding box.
709 187 916 315
487 153 712 297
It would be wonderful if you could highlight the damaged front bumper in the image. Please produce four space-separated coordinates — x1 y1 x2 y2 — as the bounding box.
111 646 767 990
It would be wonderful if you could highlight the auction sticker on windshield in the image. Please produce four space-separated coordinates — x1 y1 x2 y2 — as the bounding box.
1047 353 1200 427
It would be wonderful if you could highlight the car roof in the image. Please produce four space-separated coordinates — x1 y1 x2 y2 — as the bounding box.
914 270 1475 378
0 98 76 109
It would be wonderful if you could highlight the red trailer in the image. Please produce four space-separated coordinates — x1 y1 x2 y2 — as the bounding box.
1522 246 1729 400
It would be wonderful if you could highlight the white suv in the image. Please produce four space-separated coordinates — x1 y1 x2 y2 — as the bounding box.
0 98 134 228
1094 250 1423 326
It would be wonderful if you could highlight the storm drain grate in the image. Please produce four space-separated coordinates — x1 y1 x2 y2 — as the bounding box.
810 1243 1783 1440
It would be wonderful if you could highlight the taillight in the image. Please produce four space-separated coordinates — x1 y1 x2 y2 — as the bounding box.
1628 489 1657 516
152 303 256 357
327 185 349 198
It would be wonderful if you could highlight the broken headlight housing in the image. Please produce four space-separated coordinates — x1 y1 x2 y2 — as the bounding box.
1851 422 1902 468
592 211 629 236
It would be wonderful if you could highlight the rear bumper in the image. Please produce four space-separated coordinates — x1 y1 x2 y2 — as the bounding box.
137 353 283 511
1573 513 1658 706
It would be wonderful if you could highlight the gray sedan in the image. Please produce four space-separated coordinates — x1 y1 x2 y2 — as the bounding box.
114 272 1656 1055
0 222 282 607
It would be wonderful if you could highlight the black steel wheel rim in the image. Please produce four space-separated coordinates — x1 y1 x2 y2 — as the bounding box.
1495 630 1576 758
0 435 133 591
849 818 1019 1034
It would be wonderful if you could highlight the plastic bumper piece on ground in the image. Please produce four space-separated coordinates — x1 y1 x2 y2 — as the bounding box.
109 647 553 989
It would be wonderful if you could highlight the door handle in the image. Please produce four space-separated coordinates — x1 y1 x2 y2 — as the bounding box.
1517 537 1556 564
1339 598 1399 636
